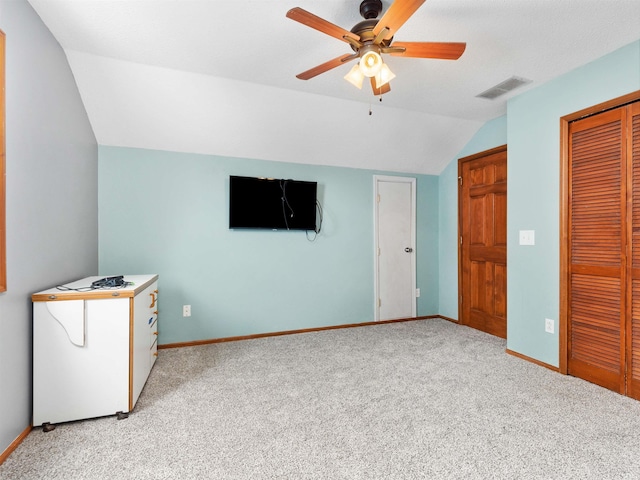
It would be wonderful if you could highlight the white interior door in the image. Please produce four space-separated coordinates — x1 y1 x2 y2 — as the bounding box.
374 176 416 321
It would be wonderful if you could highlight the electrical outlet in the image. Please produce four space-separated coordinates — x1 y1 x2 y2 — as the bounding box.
183 305 191 317
545 318 555 334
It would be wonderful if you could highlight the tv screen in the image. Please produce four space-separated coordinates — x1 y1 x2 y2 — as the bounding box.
229 176 317 231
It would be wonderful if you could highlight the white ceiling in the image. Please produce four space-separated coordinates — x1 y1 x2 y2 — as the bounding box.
26 0 640 174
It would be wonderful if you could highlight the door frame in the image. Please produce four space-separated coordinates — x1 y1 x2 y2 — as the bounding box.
559 90 640 375
373 175 417 321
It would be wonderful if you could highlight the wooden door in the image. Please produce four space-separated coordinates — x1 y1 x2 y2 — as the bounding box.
568 108 626 393
566 101 640 397
459 146 507 338
627 101 640 399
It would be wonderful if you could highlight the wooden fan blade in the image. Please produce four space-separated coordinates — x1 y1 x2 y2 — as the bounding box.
287 7 361 44
372 0 426 42
371 77 391 95
296 53 358 80
388 41 466 59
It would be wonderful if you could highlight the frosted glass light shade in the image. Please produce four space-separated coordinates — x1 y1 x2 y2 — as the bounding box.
375 63 396 88
359 50 382 77
344 63 365 89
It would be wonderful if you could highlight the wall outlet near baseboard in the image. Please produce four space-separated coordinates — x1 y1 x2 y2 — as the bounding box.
183 305 191 317
545 318 554 334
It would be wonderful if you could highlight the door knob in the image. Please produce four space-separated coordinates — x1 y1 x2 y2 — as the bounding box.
404 247 413 253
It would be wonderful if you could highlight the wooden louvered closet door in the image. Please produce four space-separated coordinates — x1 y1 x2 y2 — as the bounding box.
568 101 640 398
628 101 640 400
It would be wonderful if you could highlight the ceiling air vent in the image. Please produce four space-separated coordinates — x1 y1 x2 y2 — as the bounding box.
476 76 532 100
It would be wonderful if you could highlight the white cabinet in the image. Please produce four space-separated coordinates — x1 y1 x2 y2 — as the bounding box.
32 274 159 428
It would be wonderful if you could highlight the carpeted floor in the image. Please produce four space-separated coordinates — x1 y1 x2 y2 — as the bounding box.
2 318 640 479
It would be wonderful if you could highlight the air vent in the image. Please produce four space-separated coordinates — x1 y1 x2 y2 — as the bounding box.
476 76 532 100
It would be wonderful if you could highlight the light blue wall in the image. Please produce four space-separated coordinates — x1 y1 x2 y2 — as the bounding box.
439 39 640 367
416 175 440 316
438 115 507 319
0 0 98 455
507 40 640 366
99 147 439 344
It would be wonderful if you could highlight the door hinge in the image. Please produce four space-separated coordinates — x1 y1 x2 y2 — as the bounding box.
378 298 381 307
458 176 463 186
377 194 381 203
378 247 381 256
460 295 463 304
460 236 463 245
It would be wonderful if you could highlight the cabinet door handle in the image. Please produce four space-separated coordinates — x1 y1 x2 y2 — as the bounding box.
149 292 156 308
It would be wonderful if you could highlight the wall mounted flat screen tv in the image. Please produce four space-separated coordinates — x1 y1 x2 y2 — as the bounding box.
229 176 317 231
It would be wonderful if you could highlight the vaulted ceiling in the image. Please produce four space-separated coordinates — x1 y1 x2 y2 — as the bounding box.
27 0 640 174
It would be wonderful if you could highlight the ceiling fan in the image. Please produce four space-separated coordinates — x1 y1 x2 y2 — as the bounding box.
286 0 466 95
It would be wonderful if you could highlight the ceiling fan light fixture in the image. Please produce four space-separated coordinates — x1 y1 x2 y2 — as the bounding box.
375 63 396 88
286 2 467 97
344 63 365 89
358 46 383 77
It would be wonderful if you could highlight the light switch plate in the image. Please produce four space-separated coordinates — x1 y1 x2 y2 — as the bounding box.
519 230 535 246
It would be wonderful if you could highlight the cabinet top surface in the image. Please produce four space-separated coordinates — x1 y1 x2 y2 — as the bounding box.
32 275 158 302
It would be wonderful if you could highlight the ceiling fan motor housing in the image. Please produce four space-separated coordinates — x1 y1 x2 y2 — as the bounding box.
359 0 383 19
351 0 391 50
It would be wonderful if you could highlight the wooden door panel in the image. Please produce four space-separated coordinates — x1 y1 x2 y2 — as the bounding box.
459 146 507 339
469 260 485 313
494 263 507 319
470 166 486 186
570 122 622 268
485 261 507 337
467 260 507 337
494 193 507 246
495 161 507 183
570 274 621 372
469 246 505 263
469 196 486 245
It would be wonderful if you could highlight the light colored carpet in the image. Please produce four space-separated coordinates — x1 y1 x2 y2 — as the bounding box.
3 318 640 479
